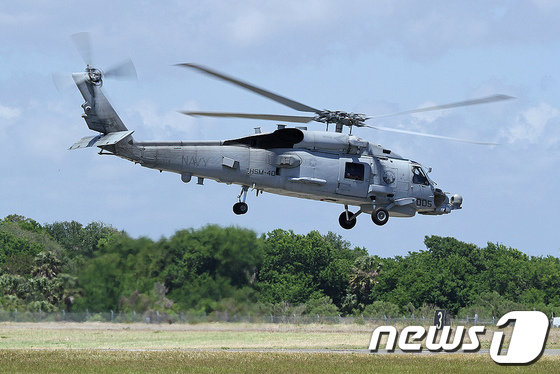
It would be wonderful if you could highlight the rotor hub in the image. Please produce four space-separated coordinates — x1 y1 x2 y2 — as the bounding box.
85 65 103 86
314 110 367 130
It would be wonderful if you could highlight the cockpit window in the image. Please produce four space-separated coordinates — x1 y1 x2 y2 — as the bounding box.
344 162 365 181
412 166 429 185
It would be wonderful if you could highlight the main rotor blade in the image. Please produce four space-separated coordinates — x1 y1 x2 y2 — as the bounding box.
180 111 315 123
177 63 319 113
71 32 93 66
365 125 498 145
368 94 514 120
104 58 138 80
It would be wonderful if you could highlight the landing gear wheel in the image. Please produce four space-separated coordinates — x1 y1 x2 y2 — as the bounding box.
233 202 248 215
371 208 389 226
338 211 357 230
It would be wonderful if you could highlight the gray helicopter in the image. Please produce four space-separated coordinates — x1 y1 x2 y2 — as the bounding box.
60 33 512 229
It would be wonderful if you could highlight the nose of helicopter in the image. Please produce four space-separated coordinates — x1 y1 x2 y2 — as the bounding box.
433 190 462 214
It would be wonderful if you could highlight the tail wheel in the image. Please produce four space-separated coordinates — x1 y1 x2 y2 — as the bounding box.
338 211 357 230
233 202 248 215
372 207 389 226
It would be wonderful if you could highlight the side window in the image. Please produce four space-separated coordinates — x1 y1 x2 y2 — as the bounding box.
412 166 429 185
344 162 365 181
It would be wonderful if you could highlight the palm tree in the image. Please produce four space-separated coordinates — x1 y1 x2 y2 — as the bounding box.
31 251 62 279
348 256 383 305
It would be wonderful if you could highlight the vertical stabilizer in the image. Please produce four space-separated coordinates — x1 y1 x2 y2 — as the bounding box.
73 72 128 134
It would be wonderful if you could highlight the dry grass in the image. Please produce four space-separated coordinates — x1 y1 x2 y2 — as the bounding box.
1 322 558 350
0 322 370 350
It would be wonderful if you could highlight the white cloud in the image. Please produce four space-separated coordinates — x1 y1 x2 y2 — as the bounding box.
128 100 197 140
225 0 333 46
504 103 560 144
0 104 21 120
206 1 560 61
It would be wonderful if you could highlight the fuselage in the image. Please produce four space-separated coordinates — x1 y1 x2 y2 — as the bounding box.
113 127 456 217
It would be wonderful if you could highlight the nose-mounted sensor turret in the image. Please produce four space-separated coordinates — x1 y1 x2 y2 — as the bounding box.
450 194 463 208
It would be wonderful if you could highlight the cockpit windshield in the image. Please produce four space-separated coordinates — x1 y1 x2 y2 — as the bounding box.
412 165 430 186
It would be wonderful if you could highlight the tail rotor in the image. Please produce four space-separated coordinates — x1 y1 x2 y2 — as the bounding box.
53 32 137 94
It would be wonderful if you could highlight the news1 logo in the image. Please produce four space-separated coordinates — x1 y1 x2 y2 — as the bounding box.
369 311 550 364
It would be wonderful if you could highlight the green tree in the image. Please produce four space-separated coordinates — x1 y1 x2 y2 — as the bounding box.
160 225 263 310
256 230 365 307
45 221 116 258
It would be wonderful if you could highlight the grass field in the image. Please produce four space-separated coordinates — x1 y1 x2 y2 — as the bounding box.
1 322 558 373
1 350 559 373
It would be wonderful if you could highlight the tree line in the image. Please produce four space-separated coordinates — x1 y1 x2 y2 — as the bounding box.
1 214 559 318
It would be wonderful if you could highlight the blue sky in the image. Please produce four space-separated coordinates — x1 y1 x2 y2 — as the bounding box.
1 1 559 257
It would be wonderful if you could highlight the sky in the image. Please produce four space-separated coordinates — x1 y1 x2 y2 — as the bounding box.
1 1 559 257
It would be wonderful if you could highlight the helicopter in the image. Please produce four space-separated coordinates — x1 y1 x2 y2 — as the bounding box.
60 33 513 229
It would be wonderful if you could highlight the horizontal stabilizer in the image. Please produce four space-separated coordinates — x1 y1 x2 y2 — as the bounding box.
69 130 134 150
